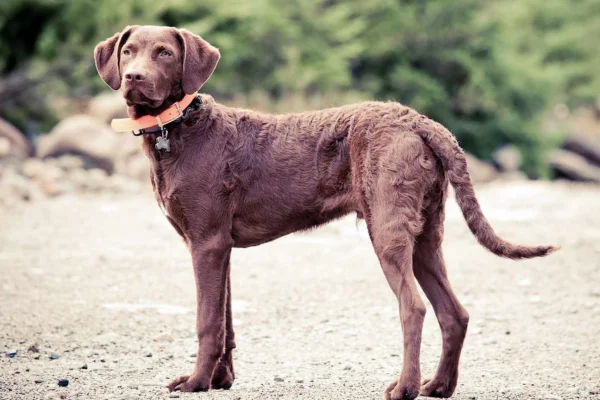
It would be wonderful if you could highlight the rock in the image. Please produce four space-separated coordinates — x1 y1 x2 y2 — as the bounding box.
0 167 34 204
543 394 563 400
49 353 60 360
168 394 180 399
80 363 88 370
85 168 109 191
562 134 600 167
19 159 65 197
57 378 69 387
274 376 285 382
87 92 128 124
549 150 600 183
6 349 17 358
497 171 527 182
153 333 174 343
465 153 498 183
0 137 10 157
492 145 522 172
21 158 64 180
0 118 35 159
38 178 64 197
27 345 39 353
67 169 91 190
21 158 47 179
93 331 121 345
37 115 119 173
49 155 85 172
35 379 43 384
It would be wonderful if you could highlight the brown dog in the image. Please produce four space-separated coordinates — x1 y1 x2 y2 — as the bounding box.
94 25 556 400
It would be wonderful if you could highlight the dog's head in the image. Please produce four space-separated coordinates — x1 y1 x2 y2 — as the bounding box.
94 25 220 110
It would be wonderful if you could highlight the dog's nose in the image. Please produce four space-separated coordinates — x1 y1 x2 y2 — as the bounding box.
124 70 146 82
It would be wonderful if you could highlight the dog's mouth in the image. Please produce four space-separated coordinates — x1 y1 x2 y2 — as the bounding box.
123 89 163 108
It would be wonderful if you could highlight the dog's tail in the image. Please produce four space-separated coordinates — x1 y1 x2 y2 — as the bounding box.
413 115 558 260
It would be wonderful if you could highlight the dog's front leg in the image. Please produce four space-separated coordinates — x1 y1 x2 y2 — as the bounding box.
211 268 236 389
168 233 232 393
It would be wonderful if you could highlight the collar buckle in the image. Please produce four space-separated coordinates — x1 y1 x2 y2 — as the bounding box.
174 101 184 118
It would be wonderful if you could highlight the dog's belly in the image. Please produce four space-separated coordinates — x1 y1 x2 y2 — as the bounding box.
231 193 354 248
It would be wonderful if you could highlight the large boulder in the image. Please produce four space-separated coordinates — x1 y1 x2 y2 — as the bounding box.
492 145 522 172
0 118 35 159
465 153 498 183
37 115 120 173
549 149 600 183
562 133 600 167
87 92 128 124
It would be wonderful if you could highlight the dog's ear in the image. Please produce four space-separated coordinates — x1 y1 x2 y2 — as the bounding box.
94 26 137 90
177 29 220 94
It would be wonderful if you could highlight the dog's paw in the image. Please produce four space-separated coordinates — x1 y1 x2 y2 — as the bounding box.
384 380 420 400
167 374 209 392
211 359 235 389
420 377 456 398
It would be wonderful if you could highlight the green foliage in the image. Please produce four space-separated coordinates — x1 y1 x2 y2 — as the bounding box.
1 0 598 176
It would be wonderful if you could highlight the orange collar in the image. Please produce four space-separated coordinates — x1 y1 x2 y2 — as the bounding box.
110 93 199 133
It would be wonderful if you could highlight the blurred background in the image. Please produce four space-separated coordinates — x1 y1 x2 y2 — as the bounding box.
1 0 600 201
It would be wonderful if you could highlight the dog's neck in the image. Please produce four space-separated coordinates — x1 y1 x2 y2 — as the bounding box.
126 89 185 119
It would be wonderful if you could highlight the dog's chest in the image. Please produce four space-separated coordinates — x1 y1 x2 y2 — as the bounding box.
142 138 179 217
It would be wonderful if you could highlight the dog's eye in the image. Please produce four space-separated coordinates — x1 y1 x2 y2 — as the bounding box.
160 50 172 57
122 49 131 56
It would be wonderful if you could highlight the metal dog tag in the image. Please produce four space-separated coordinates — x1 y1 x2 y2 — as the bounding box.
155 128 170 153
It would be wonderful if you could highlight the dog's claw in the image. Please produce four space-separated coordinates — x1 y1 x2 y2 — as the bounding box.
384 380 420 400
167 374 209 393
167 375 189 392
420 376 455 398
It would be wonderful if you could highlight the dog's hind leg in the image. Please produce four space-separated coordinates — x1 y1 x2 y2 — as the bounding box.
366 135 431 400
413 183 469 398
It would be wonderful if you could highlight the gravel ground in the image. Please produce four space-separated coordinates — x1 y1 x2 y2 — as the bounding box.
1 181 599 400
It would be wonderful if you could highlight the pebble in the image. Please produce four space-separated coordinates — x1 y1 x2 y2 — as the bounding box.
80 363 88 370
6 349 17 358
274 376 285 382
343 366 352 371
169 394 180 398
49 353 60 360
58 378 69 387
28 345 39 353
145 353 152 357
153 333 174 343
35 379 44 384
